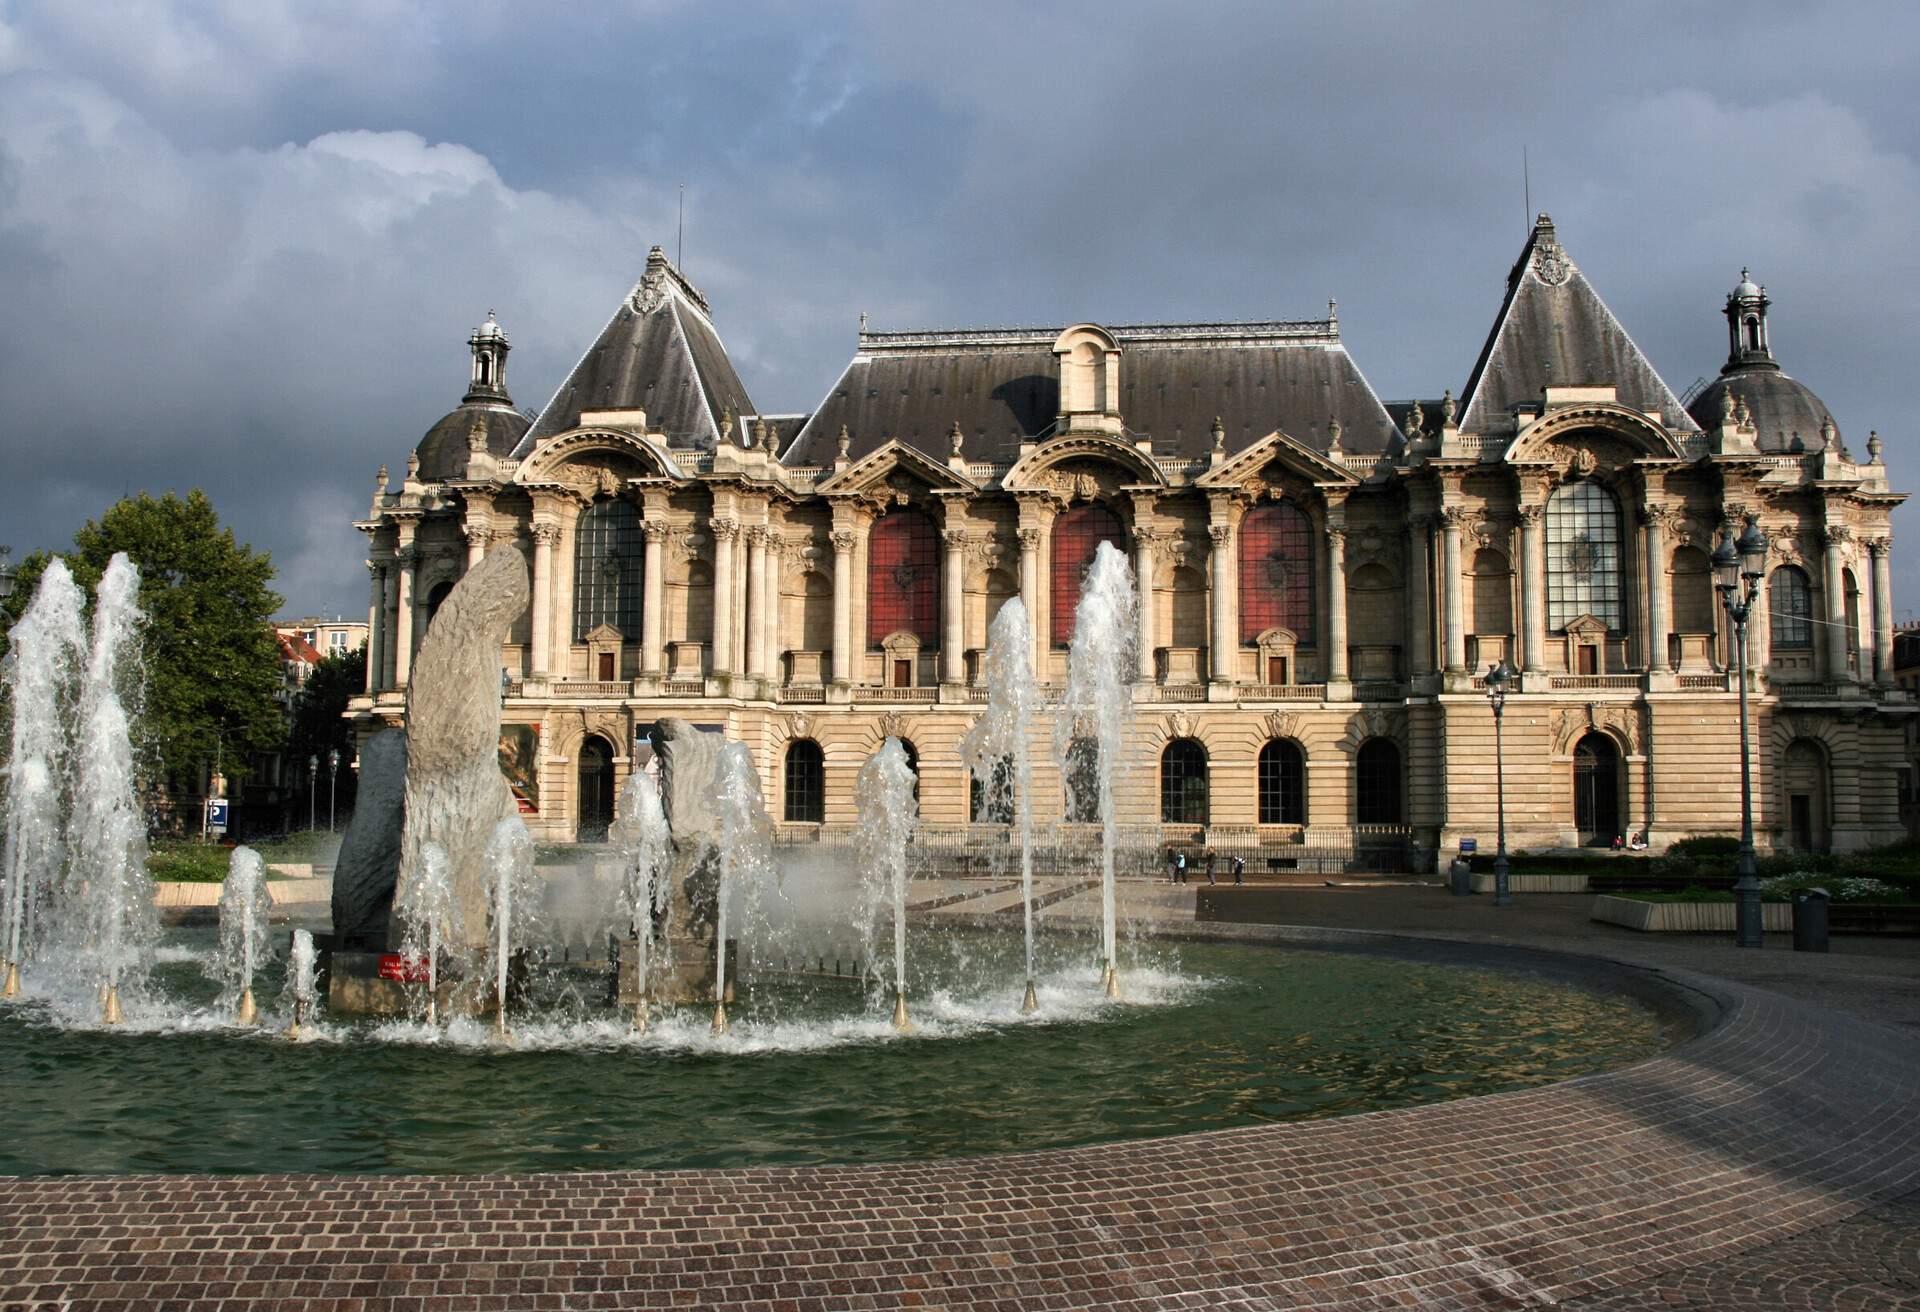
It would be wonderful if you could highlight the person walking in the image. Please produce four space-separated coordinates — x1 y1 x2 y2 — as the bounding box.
1231 854 1245 885
1205 847 1218 886
1165 848 1179 884
1175 850 1187 884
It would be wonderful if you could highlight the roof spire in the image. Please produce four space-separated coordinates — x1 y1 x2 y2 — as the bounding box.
464 310 512 406
1720 268 1776 374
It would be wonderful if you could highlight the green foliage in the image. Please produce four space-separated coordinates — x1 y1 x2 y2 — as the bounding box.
287 646 364 811
0 491 284 789
147 840 233 883
1664 835 1742 859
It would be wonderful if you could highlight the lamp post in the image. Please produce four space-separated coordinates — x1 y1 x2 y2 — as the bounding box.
307 754 318 832
1712 520 1770 949
1485 661 1512 906
327 749 340 832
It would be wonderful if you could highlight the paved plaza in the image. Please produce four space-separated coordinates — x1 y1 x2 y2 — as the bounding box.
2 884 1916 1310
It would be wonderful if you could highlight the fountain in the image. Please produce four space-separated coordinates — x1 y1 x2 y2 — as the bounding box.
1053 541 1137 998
482 816 540 1039
393 839 454 1023
284 929 317 1038
607 770 671 1030
216 846 269 1025
706 742 776 1033
856 738 917 1030
0 560 87 996
960 598 1041 1013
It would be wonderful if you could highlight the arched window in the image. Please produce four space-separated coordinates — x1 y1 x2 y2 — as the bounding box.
1746 317 1761 351
783 739 824 824
1239 502 1314 644
1160 738 1209 824
1546 480 1624 631
970 755 1014 824
574 498 644 641
1063 736 1100 823
1670 545 1716 635
1469 548 1512 638
1844 570 1861 670
577 734 616 842
1770 566 1813 648
1258 740 1306 825
867 509 939 647
425 579 454 630
1051 504 1127 647
1355 739 1402 825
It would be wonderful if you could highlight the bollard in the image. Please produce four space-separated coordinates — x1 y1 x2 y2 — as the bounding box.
1792 887 1829 953
1448 858 1474 896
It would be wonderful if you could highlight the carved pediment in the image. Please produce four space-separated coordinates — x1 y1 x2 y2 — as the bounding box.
514 428 681 488
815 439 977 500
1502 403 1685 466
1562 614 1609 637
1003 432 1165 495
583 622 625 645
1195 430 1359 494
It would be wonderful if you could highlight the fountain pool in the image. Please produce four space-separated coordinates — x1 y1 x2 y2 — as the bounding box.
0 927 1676 1176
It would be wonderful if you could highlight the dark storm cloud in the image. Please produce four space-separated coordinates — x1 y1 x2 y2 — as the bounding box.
1 1 1916 617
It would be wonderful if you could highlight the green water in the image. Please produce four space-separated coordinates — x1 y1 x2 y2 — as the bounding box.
0 934 1674 1175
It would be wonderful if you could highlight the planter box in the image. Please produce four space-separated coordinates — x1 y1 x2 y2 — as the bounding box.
1591 894 1792 933
1470 873 1590 894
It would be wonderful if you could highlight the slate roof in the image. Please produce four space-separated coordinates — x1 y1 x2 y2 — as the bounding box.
415 403 531 482
1688 369 1838 453
1458 215 1698 435
782 321 1401 467
516 248 756 455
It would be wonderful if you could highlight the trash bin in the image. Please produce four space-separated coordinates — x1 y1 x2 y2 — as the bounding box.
1792 887 1829 953
1449 858 1474 896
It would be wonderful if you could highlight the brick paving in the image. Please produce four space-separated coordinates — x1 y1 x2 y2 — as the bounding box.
3 890 1918 1309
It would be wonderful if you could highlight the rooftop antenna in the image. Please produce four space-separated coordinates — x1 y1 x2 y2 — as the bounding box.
1523 145 1531 232
677 184 685 269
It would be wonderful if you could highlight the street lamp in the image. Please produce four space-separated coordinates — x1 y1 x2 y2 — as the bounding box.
307 754 319 832
327 748 341 832
1712 519 1770 949
1485 661 1513 906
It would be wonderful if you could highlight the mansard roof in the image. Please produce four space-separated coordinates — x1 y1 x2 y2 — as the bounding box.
782 319 1401 468
516 248 756 455
1459 215 1698 435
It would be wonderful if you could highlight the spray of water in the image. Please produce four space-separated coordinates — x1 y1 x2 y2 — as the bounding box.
396 839 454 1023
708 742 775 1033
608 770 671 1027
1053 541 1137 996
285 928 318 1037
960 597 1041 1012
1 561 87 992
217 846 269 1024
483 816 540 1038
856 738 917 1030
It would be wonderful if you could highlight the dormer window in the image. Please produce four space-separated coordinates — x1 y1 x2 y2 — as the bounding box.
1051 324 1123 436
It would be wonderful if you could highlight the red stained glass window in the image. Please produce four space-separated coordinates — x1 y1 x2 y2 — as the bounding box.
867 509 939 647
1050 503 1126 647
1239 502 1314 645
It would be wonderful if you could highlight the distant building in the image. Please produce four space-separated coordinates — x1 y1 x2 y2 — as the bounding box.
352 219 1911 860
274 616 368 665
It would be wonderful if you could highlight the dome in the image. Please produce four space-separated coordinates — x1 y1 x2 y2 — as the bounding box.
413 403 531 482
1687 369 1837 453
1732 268 1761 300
472 310 507 344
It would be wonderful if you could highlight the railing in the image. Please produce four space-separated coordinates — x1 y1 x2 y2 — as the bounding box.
1549 675 1640 691
550 680 630 698
1776 679 1858 700
1153 684 1208 702
779 685 827 703
1676 673 1730 691
1354 682 1406 701
504 681 525 698
863 687 936 702
1242 684 1323 700
661 679 704 697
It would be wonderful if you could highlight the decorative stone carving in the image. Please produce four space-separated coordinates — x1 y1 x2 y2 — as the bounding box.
950 421 965 457
530 522 562 547
836 424 852 460
1533 237 1572 286
1017 527 1042 553
376 465 389 492
876 711 911 741
1440 389 1456 426
1166 711 1193 740
642 519 670 544
831 529 858 554
630 266 669 315
1211 417 1226 454
1405 400 1425 441
711 518 741 543
467 419 489 453
1263 711 1303 741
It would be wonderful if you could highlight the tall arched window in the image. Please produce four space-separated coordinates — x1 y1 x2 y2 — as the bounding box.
574 498 644 641
1355 739 1402 825
1770 566 1813 648
1258 740 1306 825
1239 502 1314 644
1063 736 1100 823
867 509 939 647
1160 738 1209 824
1670 545 1716 635
1546 481 1624 631
783 739 824 823
1051 503 1127 647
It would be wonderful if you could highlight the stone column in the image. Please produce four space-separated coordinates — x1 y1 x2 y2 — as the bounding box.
711 517 739 676
1208 523 1235 684
640 520 667 676
941 526 967 685
831 525 856 686
1644 509 1671 673
365 560 385 694
745 526 768 680
393 542 419 688
1326 523 1350 683
528 521 559 677
1749 560 1772 675
734 524 750 680
1405 515 1432 676
763 524 784 685
1132 528 1158 682
1822 528 1850 680
381 558 400 688
1017 526 1043 677
1518 504 1547 673
464 520 489 570
1870 537 1896 685
1440 508 1467 672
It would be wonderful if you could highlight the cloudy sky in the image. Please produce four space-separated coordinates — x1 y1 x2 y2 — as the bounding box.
2 1 1916 619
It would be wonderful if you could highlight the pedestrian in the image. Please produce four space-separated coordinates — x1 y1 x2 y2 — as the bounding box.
1175 850 1187 884
1165 848 1179 884
1205 847 1217 886
1231 854 1245 885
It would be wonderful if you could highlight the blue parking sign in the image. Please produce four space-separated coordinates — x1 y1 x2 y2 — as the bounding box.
207 798 229 832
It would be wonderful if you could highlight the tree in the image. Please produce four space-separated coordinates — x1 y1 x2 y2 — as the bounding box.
1 492 285 789
287 646 365 812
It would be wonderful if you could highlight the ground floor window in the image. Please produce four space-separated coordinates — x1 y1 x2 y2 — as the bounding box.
783 739 824 823
1160 737 1209 824
1258 739 1306 825
1355 738 1401 825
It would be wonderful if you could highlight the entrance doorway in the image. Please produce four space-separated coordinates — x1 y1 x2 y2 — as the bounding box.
1782 740 1829 853
577 734 616 842
1573 732 1621 845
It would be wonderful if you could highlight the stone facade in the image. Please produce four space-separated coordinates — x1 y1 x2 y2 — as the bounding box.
351 219 1911 864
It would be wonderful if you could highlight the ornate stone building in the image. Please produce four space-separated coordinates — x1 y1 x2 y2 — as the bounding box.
351 216 1910 863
